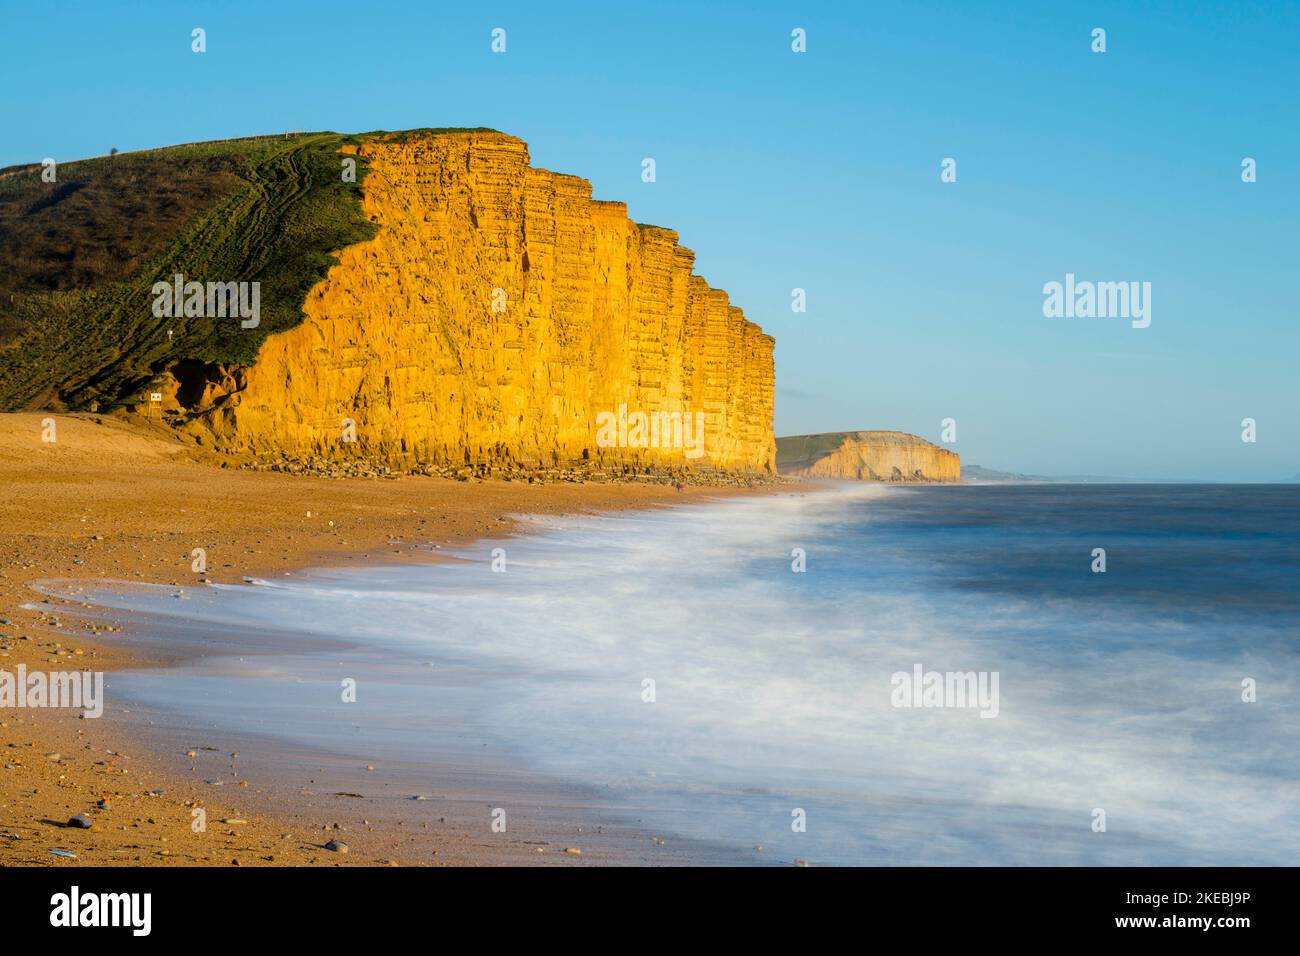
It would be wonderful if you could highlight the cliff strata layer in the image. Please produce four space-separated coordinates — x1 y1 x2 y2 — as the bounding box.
178 131 775 473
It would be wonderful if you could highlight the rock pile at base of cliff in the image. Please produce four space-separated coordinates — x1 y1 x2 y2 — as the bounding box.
239 455 784 486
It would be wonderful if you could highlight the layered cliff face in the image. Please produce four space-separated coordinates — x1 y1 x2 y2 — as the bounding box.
182 131 775 473
776 431 960 482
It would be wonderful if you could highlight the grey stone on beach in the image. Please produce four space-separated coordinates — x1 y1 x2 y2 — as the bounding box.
324 839 348 853
67 814 93 829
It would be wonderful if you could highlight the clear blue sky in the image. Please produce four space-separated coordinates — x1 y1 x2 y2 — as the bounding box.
3 0 1296 480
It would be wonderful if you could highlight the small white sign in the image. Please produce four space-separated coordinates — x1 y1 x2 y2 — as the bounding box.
149 392 162 402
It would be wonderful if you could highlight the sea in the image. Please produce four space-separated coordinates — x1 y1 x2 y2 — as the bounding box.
47 483 1300 865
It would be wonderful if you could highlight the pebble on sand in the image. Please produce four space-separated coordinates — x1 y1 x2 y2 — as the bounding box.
324 839 349 853
67 814 93 829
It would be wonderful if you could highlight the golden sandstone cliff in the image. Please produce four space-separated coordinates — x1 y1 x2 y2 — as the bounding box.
176 131 775 474
776 431 960 482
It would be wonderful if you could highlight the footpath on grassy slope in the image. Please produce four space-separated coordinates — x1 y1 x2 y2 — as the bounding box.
0 133 376 412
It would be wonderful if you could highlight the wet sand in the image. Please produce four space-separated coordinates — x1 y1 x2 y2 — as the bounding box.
0 412 777 866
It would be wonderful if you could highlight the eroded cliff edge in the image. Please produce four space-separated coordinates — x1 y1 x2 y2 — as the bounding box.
776 431 959 482
178 130 775 474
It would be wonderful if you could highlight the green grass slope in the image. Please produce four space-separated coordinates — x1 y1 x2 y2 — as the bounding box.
0 133 377 411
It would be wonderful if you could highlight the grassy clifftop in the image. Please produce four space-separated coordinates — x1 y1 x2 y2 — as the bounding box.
0 133 377 411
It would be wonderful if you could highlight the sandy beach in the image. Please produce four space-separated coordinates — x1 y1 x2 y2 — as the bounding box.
0 412 775 866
